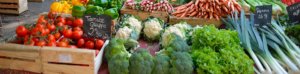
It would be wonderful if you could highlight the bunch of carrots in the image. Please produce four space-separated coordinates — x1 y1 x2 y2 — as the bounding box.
172 0 241 20
282 0 300 6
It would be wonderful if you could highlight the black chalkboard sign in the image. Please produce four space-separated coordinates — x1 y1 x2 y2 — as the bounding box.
82 14 112 39
254 5 272 27
287 2 300 25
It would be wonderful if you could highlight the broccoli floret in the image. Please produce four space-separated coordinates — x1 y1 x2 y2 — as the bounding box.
169 48 194 74
162 33 190 52
129 48 154 74
108 53 130 74
152 52 171 74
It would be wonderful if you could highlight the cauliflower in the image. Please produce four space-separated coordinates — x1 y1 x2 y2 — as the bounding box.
143 18 164 41
115 26 133 39
127 16 142 33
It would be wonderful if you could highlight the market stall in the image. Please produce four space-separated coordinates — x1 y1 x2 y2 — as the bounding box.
1 0 300 74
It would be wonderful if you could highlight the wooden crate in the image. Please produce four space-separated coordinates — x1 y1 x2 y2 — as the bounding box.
41 40 109 74
169 16 222 27
0 43 43 73
120 5 169 22
0 0 28 14
28 0 44 2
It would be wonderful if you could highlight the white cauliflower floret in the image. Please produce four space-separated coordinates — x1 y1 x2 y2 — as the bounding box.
173 22 192 33
163 26 184 39
127 17 142 33
143 19 163 40
115 26 133 39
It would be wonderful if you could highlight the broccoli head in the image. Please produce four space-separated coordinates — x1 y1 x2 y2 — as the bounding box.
108 53 130 74
162 33 190 52
152 52 171 74
129 48 154 74
169 50 194 74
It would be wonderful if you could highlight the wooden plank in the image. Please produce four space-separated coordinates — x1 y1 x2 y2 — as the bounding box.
0 0 27 14
0 58 42 73
0 3 19 8
0 50 39 60
0 43 40 51
41 47 95 65
169 16 222 27
120 5 169 22
43 63 94 74
0 0 19 3
28 0 44 2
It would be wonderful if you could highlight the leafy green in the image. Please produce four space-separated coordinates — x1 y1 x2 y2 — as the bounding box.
191 26 254 74
129 48 154 74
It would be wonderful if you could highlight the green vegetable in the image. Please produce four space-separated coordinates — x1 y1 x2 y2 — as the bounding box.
72 5 86 18
191 25 254 74
152 52 171 74
86 5 104 15
105 38 131 74
129 48 154 74
169 0 191 6
104 8 119 19
96 0 110 8
162 33 190 52
110 0 123 9
168 47 193 74
285 25 300 45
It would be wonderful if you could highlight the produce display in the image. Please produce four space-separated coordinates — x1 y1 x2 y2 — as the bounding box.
142 17 164 41
125 0 174 12
282 0 300 6
223 11 300 74
15 12 105 55
238 0 287 14
172 0 241 20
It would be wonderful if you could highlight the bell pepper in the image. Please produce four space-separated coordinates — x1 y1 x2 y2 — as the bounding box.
72 0 84 6
72 5 86 17
95 0 109 8
88 0 96 4
86 4 104 15
109 0 123 9
104 8 119 19
50 2 63 12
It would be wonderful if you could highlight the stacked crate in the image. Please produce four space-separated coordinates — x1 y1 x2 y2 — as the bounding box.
0 0 28 14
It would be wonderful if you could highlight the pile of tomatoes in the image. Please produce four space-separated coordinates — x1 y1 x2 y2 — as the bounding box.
16 12 105 53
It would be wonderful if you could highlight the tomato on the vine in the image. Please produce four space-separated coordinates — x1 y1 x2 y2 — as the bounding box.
77 38 85 48
24 40 35 46
30 27 40 36
37 16 47 24
54 32 61 39
36 40 46 46
73 27 82 31
48 12 57 19
56 22 64 27
73 18 83 27
95 39 104 49
57 41 68 47
72 30 83 40
66 18 73 26
63 29 73 38
44 28 50 35
36 23 45 29
48 34 56 42
32 37 39 43
56 16 66 24
85 41 94 49
47 41 56 47
16 25 28 37
40 29 47 36
47 23 56 31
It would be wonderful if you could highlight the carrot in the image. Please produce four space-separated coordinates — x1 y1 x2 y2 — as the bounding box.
190 11 198 16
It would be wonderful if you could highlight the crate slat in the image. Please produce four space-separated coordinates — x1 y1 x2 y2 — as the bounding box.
28 0 44 2
121 5 169 22
43 63 94 74
0 0 27 14
0 3 18 8
169 16 222 27
0 0 19 3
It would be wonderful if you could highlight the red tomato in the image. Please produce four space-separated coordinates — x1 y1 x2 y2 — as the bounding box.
63 29 73 38
47 41 56 47
57 41 68 47
16 25 28 37
32 37 39 43
36 23 45 29
30 27 39 36
40 29 47 36
68 45 77 48
66 18 73 26
48 12 57 19
24 40 35 46
95 39 104 49
44 28 50 35
56 22 64 27
72 30 83 40
73 27 82 31
60 38 70 44
23 35 29 42
85 41 94 49
77 38 85 48
37 16 47 24
47 23 56 31
54 32 61 39
48 34 56 42
56 16 66 24
36 40 46 46
73 18 83 27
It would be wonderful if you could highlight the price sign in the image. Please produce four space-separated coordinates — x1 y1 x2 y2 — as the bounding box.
254 5 272 27
82 14 112 39
287 2 300 24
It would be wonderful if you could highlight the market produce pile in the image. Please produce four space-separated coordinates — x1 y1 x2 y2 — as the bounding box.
237 0 287 14
125 0 174 12
172 0 241 20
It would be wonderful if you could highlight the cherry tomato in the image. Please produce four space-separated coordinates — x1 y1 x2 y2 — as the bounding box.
36 23 45 29
60 38 70 44
48 12 57 19
24 40 35 46
73 27 82 31
57 41 68 47
56 22 64 27
72 30 83 40
95 39 104 49
40 29 47 36
48 34 56 42
63 29 73 38
54 32 61 39
16 25 28 37
73 18 83 27
32 37 39 43
85 41 94 49
56 16 66 24
36 40 46 46
77 38 85 48
47 41 56 47
68 45 77 48
44 28 50 35
37 16 47 24
47 23 56 31
30 27 40 36
66 18 73 26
